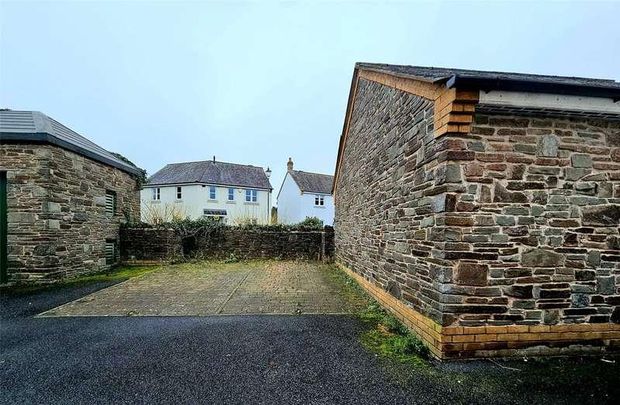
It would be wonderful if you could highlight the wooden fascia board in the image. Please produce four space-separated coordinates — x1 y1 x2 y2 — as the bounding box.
358 69 444 100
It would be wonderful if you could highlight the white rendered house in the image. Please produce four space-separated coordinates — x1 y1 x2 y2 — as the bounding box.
276 158 334 225
141 158 273 224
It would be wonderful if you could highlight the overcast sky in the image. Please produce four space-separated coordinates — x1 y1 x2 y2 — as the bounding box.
1 1 619 197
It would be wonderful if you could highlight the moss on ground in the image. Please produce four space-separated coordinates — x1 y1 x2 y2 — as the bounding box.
323 264 430 364
1 265 158 296
324 263 620 403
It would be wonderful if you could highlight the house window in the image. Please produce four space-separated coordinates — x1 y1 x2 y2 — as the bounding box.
152 188 160 200
245 189 257 202
228 188 235 201
314 195 325 206
176 186 182 200
105 190 117 217
209 186 216 200
105 239 117 265
203 209 227 223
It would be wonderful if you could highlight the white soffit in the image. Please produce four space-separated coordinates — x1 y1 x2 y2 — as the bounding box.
478 90 620 115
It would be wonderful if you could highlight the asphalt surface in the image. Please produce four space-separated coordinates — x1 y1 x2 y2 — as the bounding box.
2 283 619 404
0 284 427 405
0 281 119 320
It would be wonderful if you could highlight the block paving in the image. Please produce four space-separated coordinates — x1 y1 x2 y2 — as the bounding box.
39 261 358 317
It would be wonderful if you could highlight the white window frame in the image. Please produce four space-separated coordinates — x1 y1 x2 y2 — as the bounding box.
203 214 226 223
209 186 216 200
228 188 235 201
203 209 227 223
152 187 160 201
314 195 325 206
245 189 257 202
176 186 182 200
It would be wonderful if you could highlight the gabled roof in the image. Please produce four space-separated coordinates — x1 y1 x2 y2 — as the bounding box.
289 170 333 194
0 110 142 175
356 63 620 98
147 160 272 190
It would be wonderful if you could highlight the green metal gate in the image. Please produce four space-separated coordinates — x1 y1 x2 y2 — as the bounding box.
0 171 7 283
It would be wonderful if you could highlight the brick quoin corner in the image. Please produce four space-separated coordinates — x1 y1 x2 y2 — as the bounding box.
333 64 620 359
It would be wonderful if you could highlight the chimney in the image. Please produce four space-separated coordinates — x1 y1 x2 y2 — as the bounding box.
213 155 216 163
287 157 294 171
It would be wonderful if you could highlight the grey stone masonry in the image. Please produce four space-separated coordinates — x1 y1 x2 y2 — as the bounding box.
334 78 620 329
1 143 140 282
120 226 335 262
334 78 452 323
451 114 620 327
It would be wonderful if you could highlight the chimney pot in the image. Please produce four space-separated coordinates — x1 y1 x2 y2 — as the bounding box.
287 157 294 171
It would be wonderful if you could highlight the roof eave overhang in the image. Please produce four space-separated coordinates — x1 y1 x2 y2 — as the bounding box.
0 131 143 176
301 190 332 195
447 75 620 100
146 181 272 191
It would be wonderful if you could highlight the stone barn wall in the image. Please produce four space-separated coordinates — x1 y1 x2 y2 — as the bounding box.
334 78 450 322
0 145 51 280
0 143 140 282
452 114 620 328
334 77 620 358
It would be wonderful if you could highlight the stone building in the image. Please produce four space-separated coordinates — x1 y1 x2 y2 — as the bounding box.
0 110 142 283
333 63 620 358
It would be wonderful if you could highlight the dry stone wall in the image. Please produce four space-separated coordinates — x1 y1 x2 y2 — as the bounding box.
120 228 182 261
120 226 334 262
1 143 140 282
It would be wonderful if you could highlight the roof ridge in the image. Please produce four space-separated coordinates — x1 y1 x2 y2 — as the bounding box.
292 169 334 177
167 159 261 168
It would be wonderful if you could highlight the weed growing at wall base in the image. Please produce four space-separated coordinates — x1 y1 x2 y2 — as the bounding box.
325 265 430 363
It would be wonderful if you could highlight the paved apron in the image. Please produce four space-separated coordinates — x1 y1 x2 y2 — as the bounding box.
39 261 358 317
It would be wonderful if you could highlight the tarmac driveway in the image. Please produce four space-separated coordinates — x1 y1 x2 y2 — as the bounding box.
39 261 360 317
3 261 620 404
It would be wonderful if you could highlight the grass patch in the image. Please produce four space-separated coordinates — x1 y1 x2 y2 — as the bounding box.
324 265 430 364
325 265 620 402
1 265 157 296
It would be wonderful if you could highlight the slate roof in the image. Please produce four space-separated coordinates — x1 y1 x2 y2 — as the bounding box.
356 63 620 98
0 110 142 175
289 170 333 194
148 160 272 190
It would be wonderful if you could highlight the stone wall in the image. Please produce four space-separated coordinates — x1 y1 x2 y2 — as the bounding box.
1 144 51 280
447 114 620 327
0 143 140 282
120 226 334 262
334 78 620 358
334 78 451 323
120 228 182 261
